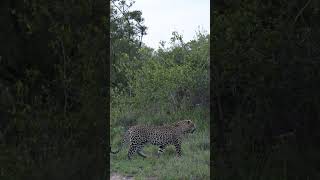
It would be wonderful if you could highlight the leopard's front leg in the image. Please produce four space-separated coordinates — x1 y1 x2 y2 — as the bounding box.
174 139 182 157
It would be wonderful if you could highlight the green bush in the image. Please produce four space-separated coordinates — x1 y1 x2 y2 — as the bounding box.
110 30 210 179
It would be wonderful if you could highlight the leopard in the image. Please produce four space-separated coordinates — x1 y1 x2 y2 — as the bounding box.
110 120 196 160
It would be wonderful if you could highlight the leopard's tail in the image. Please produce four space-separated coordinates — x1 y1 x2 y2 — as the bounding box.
110 146 121 154
110 130 130 154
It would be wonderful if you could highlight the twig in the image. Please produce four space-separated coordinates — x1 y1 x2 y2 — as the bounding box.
59 38 68 119
293 0 312 25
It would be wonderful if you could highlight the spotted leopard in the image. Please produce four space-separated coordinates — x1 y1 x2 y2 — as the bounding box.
110 120 196 160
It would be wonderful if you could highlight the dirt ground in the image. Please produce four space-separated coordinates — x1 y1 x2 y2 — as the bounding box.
110 173 134 180
110 173 158 180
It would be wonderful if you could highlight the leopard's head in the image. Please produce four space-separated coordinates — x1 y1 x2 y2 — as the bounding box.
174 119 196 134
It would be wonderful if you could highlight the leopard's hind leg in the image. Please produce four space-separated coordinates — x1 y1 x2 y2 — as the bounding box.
128 144 147 159
127 144 138 160
157 145 166 158
137 145 147 158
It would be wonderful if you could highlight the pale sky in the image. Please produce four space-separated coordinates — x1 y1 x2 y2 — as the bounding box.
131 0 210 50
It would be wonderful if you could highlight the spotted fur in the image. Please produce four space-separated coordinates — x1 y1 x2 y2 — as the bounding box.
110 120 196 160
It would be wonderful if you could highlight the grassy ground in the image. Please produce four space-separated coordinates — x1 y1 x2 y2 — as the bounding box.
110 127 210 179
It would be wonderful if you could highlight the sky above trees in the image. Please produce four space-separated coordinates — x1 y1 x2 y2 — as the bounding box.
131 0 210 49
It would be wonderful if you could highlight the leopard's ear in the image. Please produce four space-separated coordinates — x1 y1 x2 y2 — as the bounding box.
187 120 191 124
